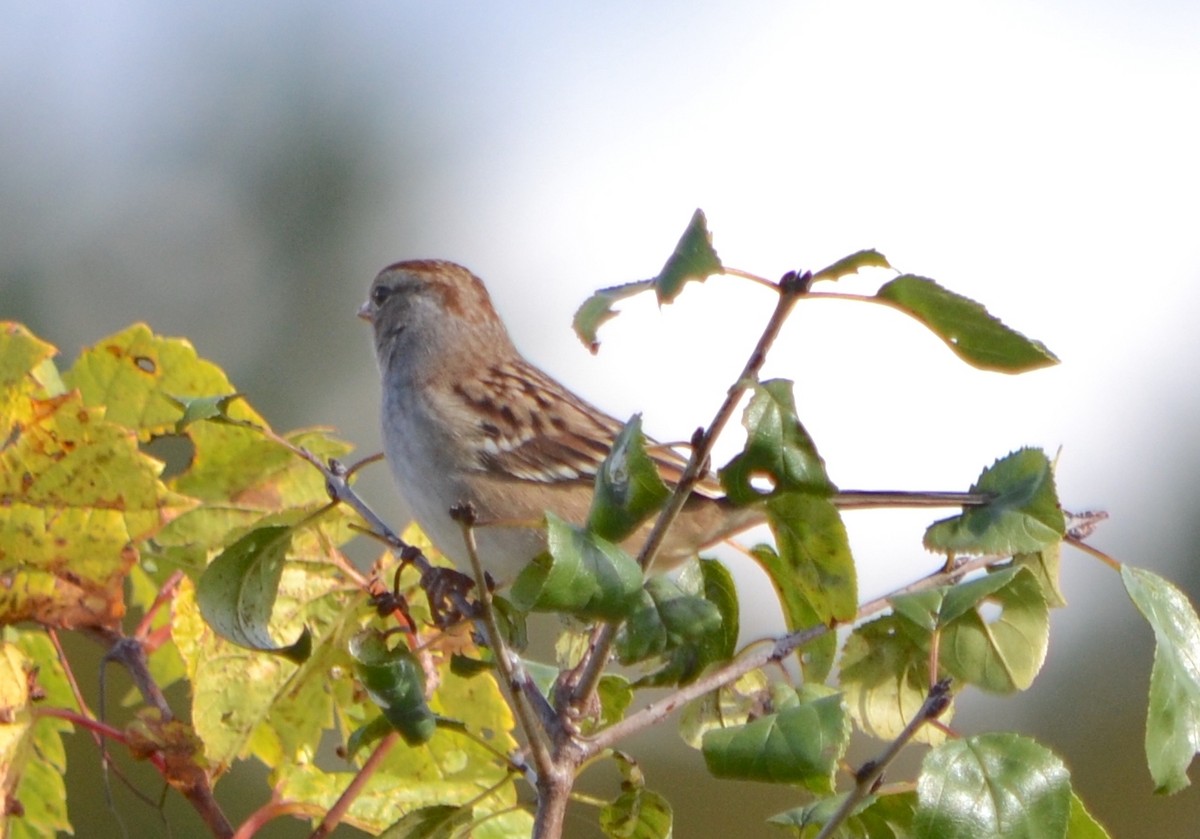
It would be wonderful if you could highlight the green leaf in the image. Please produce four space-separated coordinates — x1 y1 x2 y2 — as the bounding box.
573 279 657 353
509 514 644 620
654 208 723 303
875 275 1059 373
768 790 917 838
749 492 855 680
595 674 635 731
616 576 724 686
346 714 396 760
168 392 244 433
600 788 673 839
750 543 838 683
600 753 673 839
765 494 856 624
1015 544 1067 609
915 733 1071 839
811 249 893 283
174 529 365 773
841 614 949 746
572 208 722 351
1122 565 1200 794
937 567 1020 623
885 567 1050 696
691 557 740 662
588 414 670 542
489 595 529 652
678 669 771 749
924 448 1065 557
195 524 311 662
702 690 848 791
940 568 1049 693
350 631 437 746
720 379 835 505
1066 792 1111 839
379 804 474 839
889 589 945 632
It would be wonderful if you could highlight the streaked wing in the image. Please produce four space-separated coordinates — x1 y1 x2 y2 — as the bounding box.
445 358 722 498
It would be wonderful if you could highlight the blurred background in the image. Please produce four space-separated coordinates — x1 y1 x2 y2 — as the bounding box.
4 1 1199 836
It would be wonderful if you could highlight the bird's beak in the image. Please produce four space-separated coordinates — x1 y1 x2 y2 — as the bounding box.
357 301 373 322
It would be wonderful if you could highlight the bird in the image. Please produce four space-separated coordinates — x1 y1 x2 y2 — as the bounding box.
358 259 764 583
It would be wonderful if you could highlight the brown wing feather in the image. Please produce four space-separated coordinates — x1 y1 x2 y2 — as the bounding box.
447 358 722 497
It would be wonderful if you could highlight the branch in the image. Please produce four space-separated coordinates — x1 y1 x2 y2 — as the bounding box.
233 797 322 839
309 732 399 839
566 270 812 710
833 490 992 509
82 627 234 837
637 269 811 572
814 678 952 839
584 553 1002 755
452 504 557 776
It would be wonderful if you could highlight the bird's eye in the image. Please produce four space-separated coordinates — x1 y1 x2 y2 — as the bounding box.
371 285 393 306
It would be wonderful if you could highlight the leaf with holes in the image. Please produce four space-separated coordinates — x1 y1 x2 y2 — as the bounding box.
654 208 723 303
811 248 892 283
64 323 256 440
573 208 722 351
0 326 194 630
875 275 1058 372
720 379 834 505
939 567 1049 694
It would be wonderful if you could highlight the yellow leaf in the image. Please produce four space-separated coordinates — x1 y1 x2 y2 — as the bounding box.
0 323 59 426
1 327 194 629
64 323 265 440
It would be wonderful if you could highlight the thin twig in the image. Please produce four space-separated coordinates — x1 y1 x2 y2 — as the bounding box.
308 732 399 839
1065 534 1121 571
722 267 781 290
452 505 556 776
232 799 323 839
131 570 184 646
833 490 992 509
35 707 166 771
84 627 234 838
813 679 953 839
585 553 1001 755
567 270 812 710
636 270 811 572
